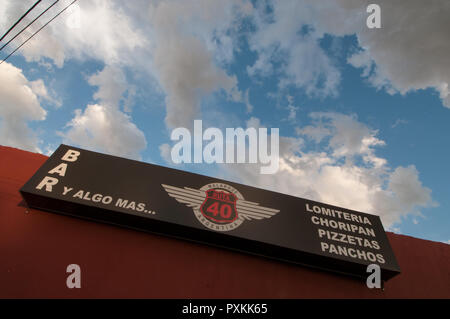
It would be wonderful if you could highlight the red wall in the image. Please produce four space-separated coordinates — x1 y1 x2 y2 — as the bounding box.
1 145 449 298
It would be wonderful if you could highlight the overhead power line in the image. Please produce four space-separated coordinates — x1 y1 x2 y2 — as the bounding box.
0 0 60 53
0 0 78 65
0 0 42 42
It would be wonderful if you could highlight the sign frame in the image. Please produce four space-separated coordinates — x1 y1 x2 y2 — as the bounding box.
20 145 401 281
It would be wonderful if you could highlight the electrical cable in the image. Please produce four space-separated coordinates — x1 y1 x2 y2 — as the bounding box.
0 0 60 52
0 0 42 42
0 0 78 65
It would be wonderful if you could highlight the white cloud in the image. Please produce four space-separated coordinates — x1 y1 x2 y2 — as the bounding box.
286 105 297 122
61 104 146 160
371 166 433 227
148 0 248 128
283 96 299 123
344 0 450 108
221 113 433 229
246 117 262 129
298 112 387 170
87 65 128 110
30 79 61 107
0 1 149 158
246 0 450 108
312 113 386 162
247 1 341 97
60 65 147 160
284 0 450 108
153 33 238 128
391 119 408 128
243 89 253 113
0 1 252 130
30 79 49 99
0 62 47 152
296 125 330 144
0 0 146 67
1 1 448 150
159 143 172 164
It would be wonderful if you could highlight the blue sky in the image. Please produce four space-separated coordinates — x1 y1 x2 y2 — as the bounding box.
1 0 449 243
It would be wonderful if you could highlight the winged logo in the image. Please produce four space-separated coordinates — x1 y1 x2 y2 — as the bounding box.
162 183 280 232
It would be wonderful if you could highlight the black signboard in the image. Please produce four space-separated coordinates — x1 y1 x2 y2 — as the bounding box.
20 145 401 280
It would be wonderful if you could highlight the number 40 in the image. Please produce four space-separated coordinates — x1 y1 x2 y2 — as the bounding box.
206 202 233 219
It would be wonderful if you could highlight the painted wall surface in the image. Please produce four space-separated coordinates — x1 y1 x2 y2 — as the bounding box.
0 146 449 298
